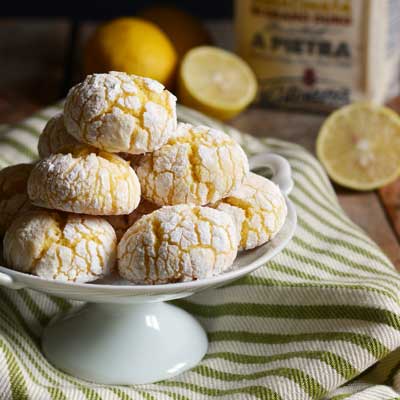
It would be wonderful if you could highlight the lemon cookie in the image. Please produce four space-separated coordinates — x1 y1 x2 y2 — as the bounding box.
28 147 140 215
64 71 177 154
136 123 249 206
38 113 80 158
106 199 158 240
4 210 116 282
0 163 34 235
213 173 287 250
118 204 237 284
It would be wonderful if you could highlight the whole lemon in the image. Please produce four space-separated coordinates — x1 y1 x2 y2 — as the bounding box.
84 17 177 86
139 6 212 58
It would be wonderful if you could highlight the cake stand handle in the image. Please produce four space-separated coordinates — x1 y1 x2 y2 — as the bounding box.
0 271 25 290
249 152 294 195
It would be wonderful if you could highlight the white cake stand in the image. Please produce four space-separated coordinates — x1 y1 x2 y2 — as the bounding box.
0 153 296 385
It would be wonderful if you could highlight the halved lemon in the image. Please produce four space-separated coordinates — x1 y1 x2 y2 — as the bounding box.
316 102 400 190
178 46 257 120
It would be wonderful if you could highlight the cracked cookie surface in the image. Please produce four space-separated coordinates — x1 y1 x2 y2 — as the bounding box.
38 113 80 158
64 71 177 154
0 163 35 235
136 123 249 206
213 172 287 250
105 199 158 240
4 210 117 282
118 204 238 284
28 146 140 215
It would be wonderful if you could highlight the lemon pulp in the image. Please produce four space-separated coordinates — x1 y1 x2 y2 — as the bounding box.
316 102 400 190
178 46 257 120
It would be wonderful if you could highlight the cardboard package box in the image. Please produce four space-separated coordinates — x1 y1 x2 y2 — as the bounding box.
235 0 400 111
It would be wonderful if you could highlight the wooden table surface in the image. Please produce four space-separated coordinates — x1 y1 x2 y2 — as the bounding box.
1 18 400 269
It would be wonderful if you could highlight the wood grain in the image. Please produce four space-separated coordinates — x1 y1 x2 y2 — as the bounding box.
377 100 400 244
231 107 400 269
0 19 70 123
338 190 400 268
1 19 399 269
68 22 95 87
73 19 400 270
379 181 400 241
212 20 400 268
232 108 324 154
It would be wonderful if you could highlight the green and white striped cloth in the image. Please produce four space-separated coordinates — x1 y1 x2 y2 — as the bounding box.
0 103 400 400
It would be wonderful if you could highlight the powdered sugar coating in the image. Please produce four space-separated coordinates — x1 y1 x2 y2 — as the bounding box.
28 147 141 215
64 72 177 154
136 123 249 206
105 199 158 240
38 113 80 158
213 173 287 250
118 204 238 284
3 210 116 282
0 163 35 235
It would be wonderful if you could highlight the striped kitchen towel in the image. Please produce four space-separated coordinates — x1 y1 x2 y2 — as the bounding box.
0 103 399 400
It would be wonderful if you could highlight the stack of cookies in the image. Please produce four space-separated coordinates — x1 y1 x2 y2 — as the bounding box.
1 71 287 285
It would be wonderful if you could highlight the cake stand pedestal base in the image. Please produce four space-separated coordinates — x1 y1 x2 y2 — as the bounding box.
42 301 208 384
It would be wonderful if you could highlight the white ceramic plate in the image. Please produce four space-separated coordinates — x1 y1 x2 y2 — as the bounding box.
0 153 297 303
0 152 297 385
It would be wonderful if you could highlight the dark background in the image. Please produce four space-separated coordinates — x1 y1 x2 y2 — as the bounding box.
1 1 233 19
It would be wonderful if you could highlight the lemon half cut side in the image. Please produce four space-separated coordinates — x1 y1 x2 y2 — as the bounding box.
178 46 258 120
316 102 400 191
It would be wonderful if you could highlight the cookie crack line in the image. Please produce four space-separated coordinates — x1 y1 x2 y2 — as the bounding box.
117 205 238 285
212 173 287 250
64 72 177 154
136 123 249 206
27 149 141 216
4 210 117 283
2 71 289 286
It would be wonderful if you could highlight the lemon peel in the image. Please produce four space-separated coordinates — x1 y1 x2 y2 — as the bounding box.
84 17 177 86
316 102 400 190
178 46 257 120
